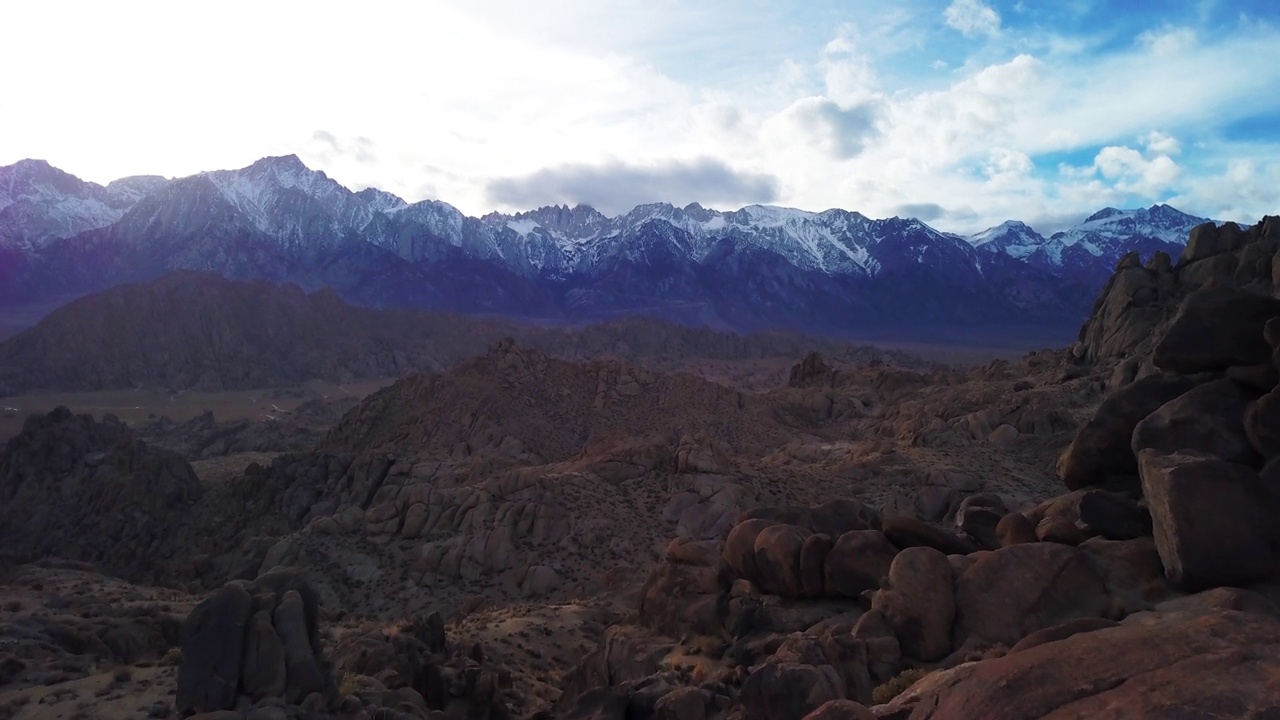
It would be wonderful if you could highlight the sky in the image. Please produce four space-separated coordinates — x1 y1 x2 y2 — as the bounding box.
2 0 1279 233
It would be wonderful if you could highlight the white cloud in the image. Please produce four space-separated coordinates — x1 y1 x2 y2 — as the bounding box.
1071 145 1182 197
983 148 1034 185
944 0 1002 38
1 0 1278 236
1143 131 1182 156
1138 26 1198 55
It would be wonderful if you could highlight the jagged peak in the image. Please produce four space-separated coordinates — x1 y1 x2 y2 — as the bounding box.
1083 207 1125 223
247 154 310 173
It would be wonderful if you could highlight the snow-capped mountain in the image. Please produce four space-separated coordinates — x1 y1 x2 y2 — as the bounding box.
0 159 167 251
0 156 1228 337
968 205 1209 277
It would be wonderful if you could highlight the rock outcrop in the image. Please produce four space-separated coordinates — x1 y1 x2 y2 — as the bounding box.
0 407 202 582
176 570 330 715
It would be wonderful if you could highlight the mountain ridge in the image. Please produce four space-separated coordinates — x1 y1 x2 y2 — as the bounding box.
0 156 1226 338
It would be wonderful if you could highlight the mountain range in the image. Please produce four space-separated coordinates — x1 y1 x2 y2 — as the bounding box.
0 155 1218 340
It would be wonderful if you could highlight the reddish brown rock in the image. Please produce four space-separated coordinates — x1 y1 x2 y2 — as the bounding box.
723 519 779 580
1131 378 1262 468
882 516 979 556
1035 516 1088 546
1246 388 1280 460
754 524 813 597
1007 617 1120 654
799 533 834 598
800 699 875 720
824 530 898 600
955 542 1111 647
996 512 1037 547
1152 285 1280 373
1137 448 1280 590
871 547 955 662
902 611 1280 720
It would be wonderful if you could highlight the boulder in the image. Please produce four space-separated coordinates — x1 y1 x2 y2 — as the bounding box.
1034 516 1088 546
954 543 1111 647
1131 378 1261 468
754 524 813 597
850 610 901 683
741 661 845 720
955 506 1002 550
1153 285 1280 373
1181 221 1241 263
823 530 899 599
723 519 779 580
239 610 286 701
1058 373 1207 490
799 534 834 598
882 516 980 556
1137 449 1280 590
808 499 882 536
1076 489 1150 540
176 584 254 715
895 611 1280 720
995 513 1037 547
871 547 955 662
273 590 327 703
1246 388 1280 460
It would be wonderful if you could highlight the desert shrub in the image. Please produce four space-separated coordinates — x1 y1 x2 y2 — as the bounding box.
872 667 932 705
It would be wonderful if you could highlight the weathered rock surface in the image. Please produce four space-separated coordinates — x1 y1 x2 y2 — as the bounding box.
1153 285 1280 373
1057 373 1206 490
871 547 954 662
1138 449 1280 590
1131 378 1261 466
954 543 1111 647
900 610 1280 720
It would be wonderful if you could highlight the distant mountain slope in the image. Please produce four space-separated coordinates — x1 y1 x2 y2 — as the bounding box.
0 272 916 395
0 156 1224 338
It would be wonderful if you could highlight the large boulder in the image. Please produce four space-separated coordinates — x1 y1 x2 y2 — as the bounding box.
754 524 813 597
1137 449 1280 590
1131 378 1261 468
954 543 1111 647
823 530 898 600
871 547 955 662
895 610 1280 720
1058 373 1207 490
723 519 779 580
1153 285 1280 373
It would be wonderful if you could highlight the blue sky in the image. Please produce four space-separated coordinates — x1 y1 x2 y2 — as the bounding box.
1 0 1278 232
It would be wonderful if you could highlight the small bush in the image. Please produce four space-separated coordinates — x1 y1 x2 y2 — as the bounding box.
872 667 932 705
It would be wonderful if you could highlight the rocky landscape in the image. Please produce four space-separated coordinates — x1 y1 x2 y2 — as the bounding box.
2 215 1280 719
